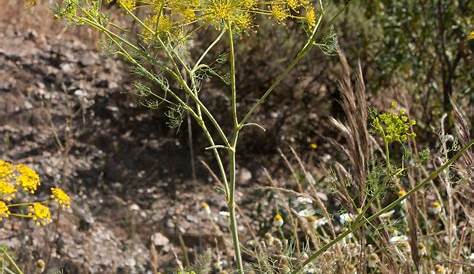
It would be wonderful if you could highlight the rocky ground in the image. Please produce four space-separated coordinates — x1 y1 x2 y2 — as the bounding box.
0 18 263 273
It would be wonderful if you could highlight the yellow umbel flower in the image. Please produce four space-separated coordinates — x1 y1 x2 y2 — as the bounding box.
0 201 10 220
287 0 300 10
0 160 14 178
29 202 52 226
16 164 41 193
118 0 136 10
305 6 316 27
51 187 71 208
242 0 257 9
208 1 234 21
271 4 288 23
0 181 17 201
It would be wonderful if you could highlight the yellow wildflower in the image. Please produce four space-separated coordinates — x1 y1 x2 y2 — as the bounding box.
208 1 233 21
287 0 299 10
51 187 71 208
180 8 197 23
16 164 41 193
242 0 257 9
305 6 316 27
0 181 17 201
29 202 52 226
118 0 136 11
143 15 173 42
0 160 14 178
271 4 288 23
398 188 407 197
0 201 10 220
234 12 253 30
309 143 318 150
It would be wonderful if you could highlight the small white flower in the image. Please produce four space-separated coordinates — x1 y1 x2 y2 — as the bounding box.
339 213 355 224
296 208 317 217
469 253 474 261
294 196 313 205
219 211 230 217
379 210 395 219
389 235 408 244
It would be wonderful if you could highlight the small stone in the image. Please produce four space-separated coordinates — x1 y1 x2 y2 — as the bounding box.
238 167 252 184
151 232 169 247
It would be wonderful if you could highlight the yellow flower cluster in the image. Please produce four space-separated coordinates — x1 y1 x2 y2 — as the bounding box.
51 187 71 208
29 202 52 226
16 164 41 193
139 0 318 42
0 159 71 226
372 102 416 144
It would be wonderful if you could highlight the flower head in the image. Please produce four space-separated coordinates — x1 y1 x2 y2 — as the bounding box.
305 6 316 27
118 0 136 11
16 164 40 193
0 181 17 201
371 103 416 144
29 202 52 226
0 201 10 220
0 160 14 179
200 202 211 216
430 201 442 215
273 213 284 227
51 187 71 208
271 4 289 23
367 253 379 268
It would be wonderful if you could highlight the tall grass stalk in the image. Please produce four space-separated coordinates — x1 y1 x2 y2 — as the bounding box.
291 139 473 273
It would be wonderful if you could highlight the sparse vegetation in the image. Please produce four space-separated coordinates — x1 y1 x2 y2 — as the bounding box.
0 0 472 273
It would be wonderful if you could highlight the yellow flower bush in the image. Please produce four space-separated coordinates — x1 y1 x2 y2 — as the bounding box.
0 160 71 226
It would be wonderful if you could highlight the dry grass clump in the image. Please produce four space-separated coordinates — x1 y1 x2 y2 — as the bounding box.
238 52 473 274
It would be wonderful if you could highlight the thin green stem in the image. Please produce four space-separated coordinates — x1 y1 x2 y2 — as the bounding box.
193 28 226 71
0 249 23 274
385 139 391 170
227 22 239 128
291 140 473 273
228 133 243 274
